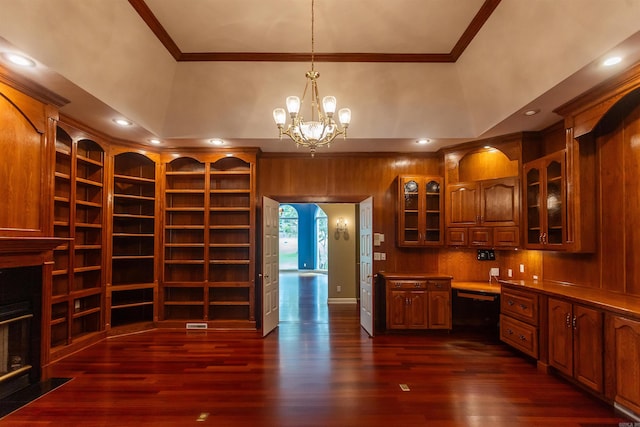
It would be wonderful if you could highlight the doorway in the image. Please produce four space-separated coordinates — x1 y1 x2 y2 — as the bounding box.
278 204 330 323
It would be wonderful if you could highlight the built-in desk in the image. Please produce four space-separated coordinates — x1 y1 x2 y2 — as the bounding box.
451 281 501 329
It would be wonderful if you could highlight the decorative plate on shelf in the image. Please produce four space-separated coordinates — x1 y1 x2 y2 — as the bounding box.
404 180 418 193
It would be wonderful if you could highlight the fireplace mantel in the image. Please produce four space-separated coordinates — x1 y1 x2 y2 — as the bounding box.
0 237 69 269
0 237 68 255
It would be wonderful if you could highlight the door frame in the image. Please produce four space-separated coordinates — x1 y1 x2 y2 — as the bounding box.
258 195 374 334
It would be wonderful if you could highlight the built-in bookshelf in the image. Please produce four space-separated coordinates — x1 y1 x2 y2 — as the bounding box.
109 152 157 330
50 127 105 356
160 153 256 328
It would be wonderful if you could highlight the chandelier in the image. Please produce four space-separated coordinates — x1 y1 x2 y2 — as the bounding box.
272 0 351 156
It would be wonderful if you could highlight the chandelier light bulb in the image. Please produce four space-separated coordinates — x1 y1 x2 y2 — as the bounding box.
322 96 337 116
286 96 301 116
338 108 351 126
273 108 286 126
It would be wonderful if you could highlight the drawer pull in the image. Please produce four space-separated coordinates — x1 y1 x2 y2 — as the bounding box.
519 335 527 342
394 283 401 288
506 328 514 335
572 315 577 330
507 300 514 306
414 284 421 288
519 304 528 310
565 313 571 328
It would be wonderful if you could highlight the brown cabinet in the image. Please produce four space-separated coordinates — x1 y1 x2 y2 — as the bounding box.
397 176 443 246
548 298 603 393
382 274 451 331
523 151 567 250
500 286 539 358
443 137 525 249
387 280 428 329
607 315 640 415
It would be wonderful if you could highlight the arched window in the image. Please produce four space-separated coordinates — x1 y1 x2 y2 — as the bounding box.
315 206 328 270
279 204 299 270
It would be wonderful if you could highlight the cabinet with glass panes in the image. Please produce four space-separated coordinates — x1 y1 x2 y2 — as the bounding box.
397 176 443 246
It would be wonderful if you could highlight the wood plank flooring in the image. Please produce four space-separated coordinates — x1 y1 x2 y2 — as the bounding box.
0 272 632 426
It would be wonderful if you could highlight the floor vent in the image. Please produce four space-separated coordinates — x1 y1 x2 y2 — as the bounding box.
186 323 208 330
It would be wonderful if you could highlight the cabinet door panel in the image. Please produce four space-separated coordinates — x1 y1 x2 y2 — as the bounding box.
480 177 519 226
388 290 407 329
447 183 478 225
548 298 573 377
428 291 451 329
610 316 640 414
407 292 427 329
574 305 603 393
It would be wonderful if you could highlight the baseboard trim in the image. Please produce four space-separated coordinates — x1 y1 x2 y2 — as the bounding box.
327 298 358 305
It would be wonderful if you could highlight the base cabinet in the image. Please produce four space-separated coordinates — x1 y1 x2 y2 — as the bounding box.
548 298 603 393
607 315 640 415
381 273 452 331
500 286 539 358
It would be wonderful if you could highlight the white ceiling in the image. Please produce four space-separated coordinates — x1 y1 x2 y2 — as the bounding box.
1 0 640 154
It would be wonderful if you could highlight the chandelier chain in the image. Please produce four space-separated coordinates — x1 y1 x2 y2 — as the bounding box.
311 0 315 71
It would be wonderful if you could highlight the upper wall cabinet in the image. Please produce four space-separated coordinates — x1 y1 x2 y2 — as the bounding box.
444 135 528 249
523 150 568 250
397 175 443 247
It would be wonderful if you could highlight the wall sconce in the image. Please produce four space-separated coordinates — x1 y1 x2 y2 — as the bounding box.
335 217 349 240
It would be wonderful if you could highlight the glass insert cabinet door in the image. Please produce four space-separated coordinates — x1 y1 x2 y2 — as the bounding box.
397 176 443 246
524 151 566 249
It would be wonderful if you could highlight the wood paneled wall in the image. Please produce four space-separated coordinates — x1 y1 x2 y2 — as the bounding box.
258 153 443 274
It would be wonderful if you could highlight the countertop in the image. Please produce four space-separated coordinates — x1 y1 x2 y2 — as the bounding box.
500 279 640 320
452 281 501 294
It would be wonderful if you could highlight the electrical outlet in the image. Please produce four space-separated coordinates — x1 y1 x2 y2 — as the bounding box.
519 264 525 273
507 268 513 278
490 268 500 277
533 275 539 281
337 285 341 292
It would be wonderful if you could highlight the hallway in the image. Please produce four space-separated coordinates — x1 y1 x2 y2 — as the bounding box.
0 273 631 426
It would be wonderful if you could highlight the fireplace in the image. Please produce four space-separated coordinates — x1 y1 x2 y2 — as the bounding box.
0 265 42 399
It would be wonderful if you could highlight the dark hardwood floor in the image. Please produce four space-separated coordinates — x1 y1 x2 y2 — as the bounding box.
0 272 632 426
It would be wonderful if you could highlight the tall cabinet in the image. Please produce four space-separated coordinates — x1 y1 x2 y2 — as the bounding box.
50 125 106 358
160 151 256 328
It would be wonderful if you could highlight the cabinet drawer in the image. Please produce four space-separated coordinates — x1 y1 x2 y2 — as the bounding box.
501 288 539 325
427 280 451 291
500 314 538 358
388 280 427 290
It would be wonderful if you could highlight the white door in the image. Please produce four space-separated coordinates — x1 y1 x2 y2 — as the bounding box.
262 197 280 336
359 197 374 336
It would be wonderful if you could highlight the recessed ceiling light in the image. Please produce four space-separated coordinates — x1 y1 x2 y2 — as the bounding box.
2 52 35 67
149 138 161 145
416 138 431 145
603 56 622 67
209 138 224 145
113 118 133 127
524 109 540 116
